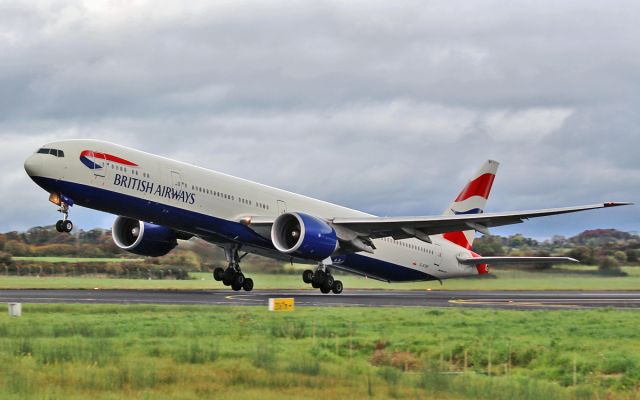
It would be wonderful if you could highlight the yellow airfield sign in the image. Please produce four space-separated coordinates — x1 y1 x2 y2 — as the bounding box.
268 298 295 312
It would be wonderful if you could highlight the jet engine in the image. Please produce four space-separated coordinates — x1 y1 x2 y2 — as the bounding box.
112 216 177 257
271 212 338 260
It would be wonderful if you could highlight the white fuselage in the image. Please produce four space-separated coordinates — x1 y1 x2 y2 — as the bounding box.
24 139 478 282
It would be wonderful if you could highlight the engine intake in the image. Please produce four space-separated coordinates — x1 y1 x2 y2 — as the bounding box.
271 212 338 260
112 216 177 257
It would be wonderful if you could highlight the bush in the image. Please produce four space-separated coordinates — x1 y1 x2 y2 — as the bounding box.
4 240 30 256
567 246 594 264
601 353 637 374
598 256 620 272
473 235 505 256
613 251 627 263
626 249 638 263
0 251 13 266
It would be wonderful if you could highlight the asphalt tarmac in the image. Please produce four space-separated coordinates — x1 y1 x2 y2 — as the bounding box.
1 289 640 310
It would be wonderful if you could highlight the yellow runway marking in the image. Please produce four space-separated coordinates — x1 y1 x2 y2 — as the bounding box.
449 299 579 308
449 298 640 308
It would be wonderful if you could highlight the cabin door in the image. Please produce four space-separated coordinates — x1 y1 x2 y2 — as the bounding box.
84 150 107 187
433 243 442 267
170 171 184 205
277 200 287 214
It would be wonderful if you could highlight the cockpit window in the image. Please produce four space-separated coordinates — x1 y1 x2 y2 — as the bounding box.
36 148 64 157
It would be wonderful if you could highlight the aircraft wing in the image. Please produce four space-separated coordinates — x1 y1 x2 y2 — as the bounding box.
330 202 631 239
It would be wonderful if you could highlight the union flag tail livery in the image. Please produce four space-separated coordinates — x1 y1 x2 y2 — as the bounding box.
440 160 499 250
24 140 630 294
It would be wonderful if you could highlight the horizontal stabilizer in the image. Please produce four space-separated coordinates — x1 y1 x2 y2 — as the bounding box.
457 256 579 265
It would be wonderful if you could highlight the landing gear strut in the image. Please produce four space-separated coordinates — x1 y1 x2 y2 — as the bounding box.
55 201 73 233
302 264 343 294
213 246 253 291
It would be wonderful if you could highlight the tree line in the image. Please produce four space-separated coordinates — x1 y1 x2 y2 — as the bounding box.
0 226 638 277
0 225 288 277
473 229 640 273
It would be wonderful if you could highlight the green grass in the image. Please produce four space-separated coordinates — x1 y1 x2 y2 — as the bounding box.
13 257 144 263
0 304 638 399
1 266 640 291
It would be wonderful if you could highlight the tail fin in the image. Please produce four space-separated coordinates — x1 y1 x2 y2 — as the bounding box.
440 160 499 250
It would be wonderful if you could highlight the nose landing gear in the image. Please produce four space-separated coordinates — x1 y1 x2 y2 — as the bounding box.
55 219 73 233
53 197 73 233
213 246 254 291
303 264 343 294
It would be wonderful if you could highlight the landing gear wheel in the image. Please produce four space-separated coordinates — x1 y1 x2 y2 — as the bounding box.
320 284 331 294
213 267 225 281
324 274 335 288
62 220 73 233
302 269 314 284
233 273 245 287
332 280 343 294
222 268 235 286
218 247 255 291
54 199 73 233
312 270 325 288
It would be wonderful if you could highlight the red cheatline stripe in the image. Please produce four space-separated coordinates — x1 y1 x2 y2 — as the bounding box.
443 231 471 250
454 173 495 202
80 150 138 166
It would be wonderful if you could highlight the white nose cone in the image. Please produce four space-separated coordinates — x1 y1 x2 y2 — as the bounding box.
24 155 41 177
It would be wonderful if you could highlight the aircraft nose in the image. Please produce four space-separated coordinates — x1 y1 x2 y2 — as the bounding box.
24 154 42 177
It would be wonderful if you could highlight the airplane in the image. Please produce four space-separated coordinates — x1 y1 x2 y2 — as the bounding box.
23 139 630 294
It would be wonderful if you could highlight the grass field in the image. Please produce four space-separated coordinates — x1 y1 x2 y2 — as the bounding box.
13 257 144 263
0 304 638 399
1 266 640 291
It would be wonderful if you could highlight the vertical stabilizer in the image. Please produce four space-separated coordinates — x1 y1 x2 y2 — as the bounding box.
439 160 499 249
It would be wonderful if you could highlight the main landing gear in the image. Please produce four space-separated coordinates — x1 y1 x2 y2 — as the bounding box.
303 265 343 294
55 201 73 233
212 246 254 291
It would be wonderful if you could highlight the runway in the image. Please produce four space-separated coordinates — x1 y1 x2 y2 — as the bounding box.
1 289 640 310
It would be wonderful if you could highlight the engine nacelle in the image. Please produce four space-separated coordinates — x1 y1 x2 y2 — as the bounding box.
112 216 177 257
271 212 338 260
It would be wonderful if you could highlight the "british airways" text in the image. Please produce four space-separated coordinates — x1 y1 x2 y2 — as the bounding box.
113 173 196 205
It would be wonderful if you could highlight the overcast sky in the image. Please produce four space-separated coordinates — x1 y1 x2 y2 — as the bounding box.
1 0 638 238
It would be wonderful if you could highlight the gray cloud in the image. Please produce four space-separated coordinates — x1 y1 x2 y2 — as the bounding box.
1 0 638 237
